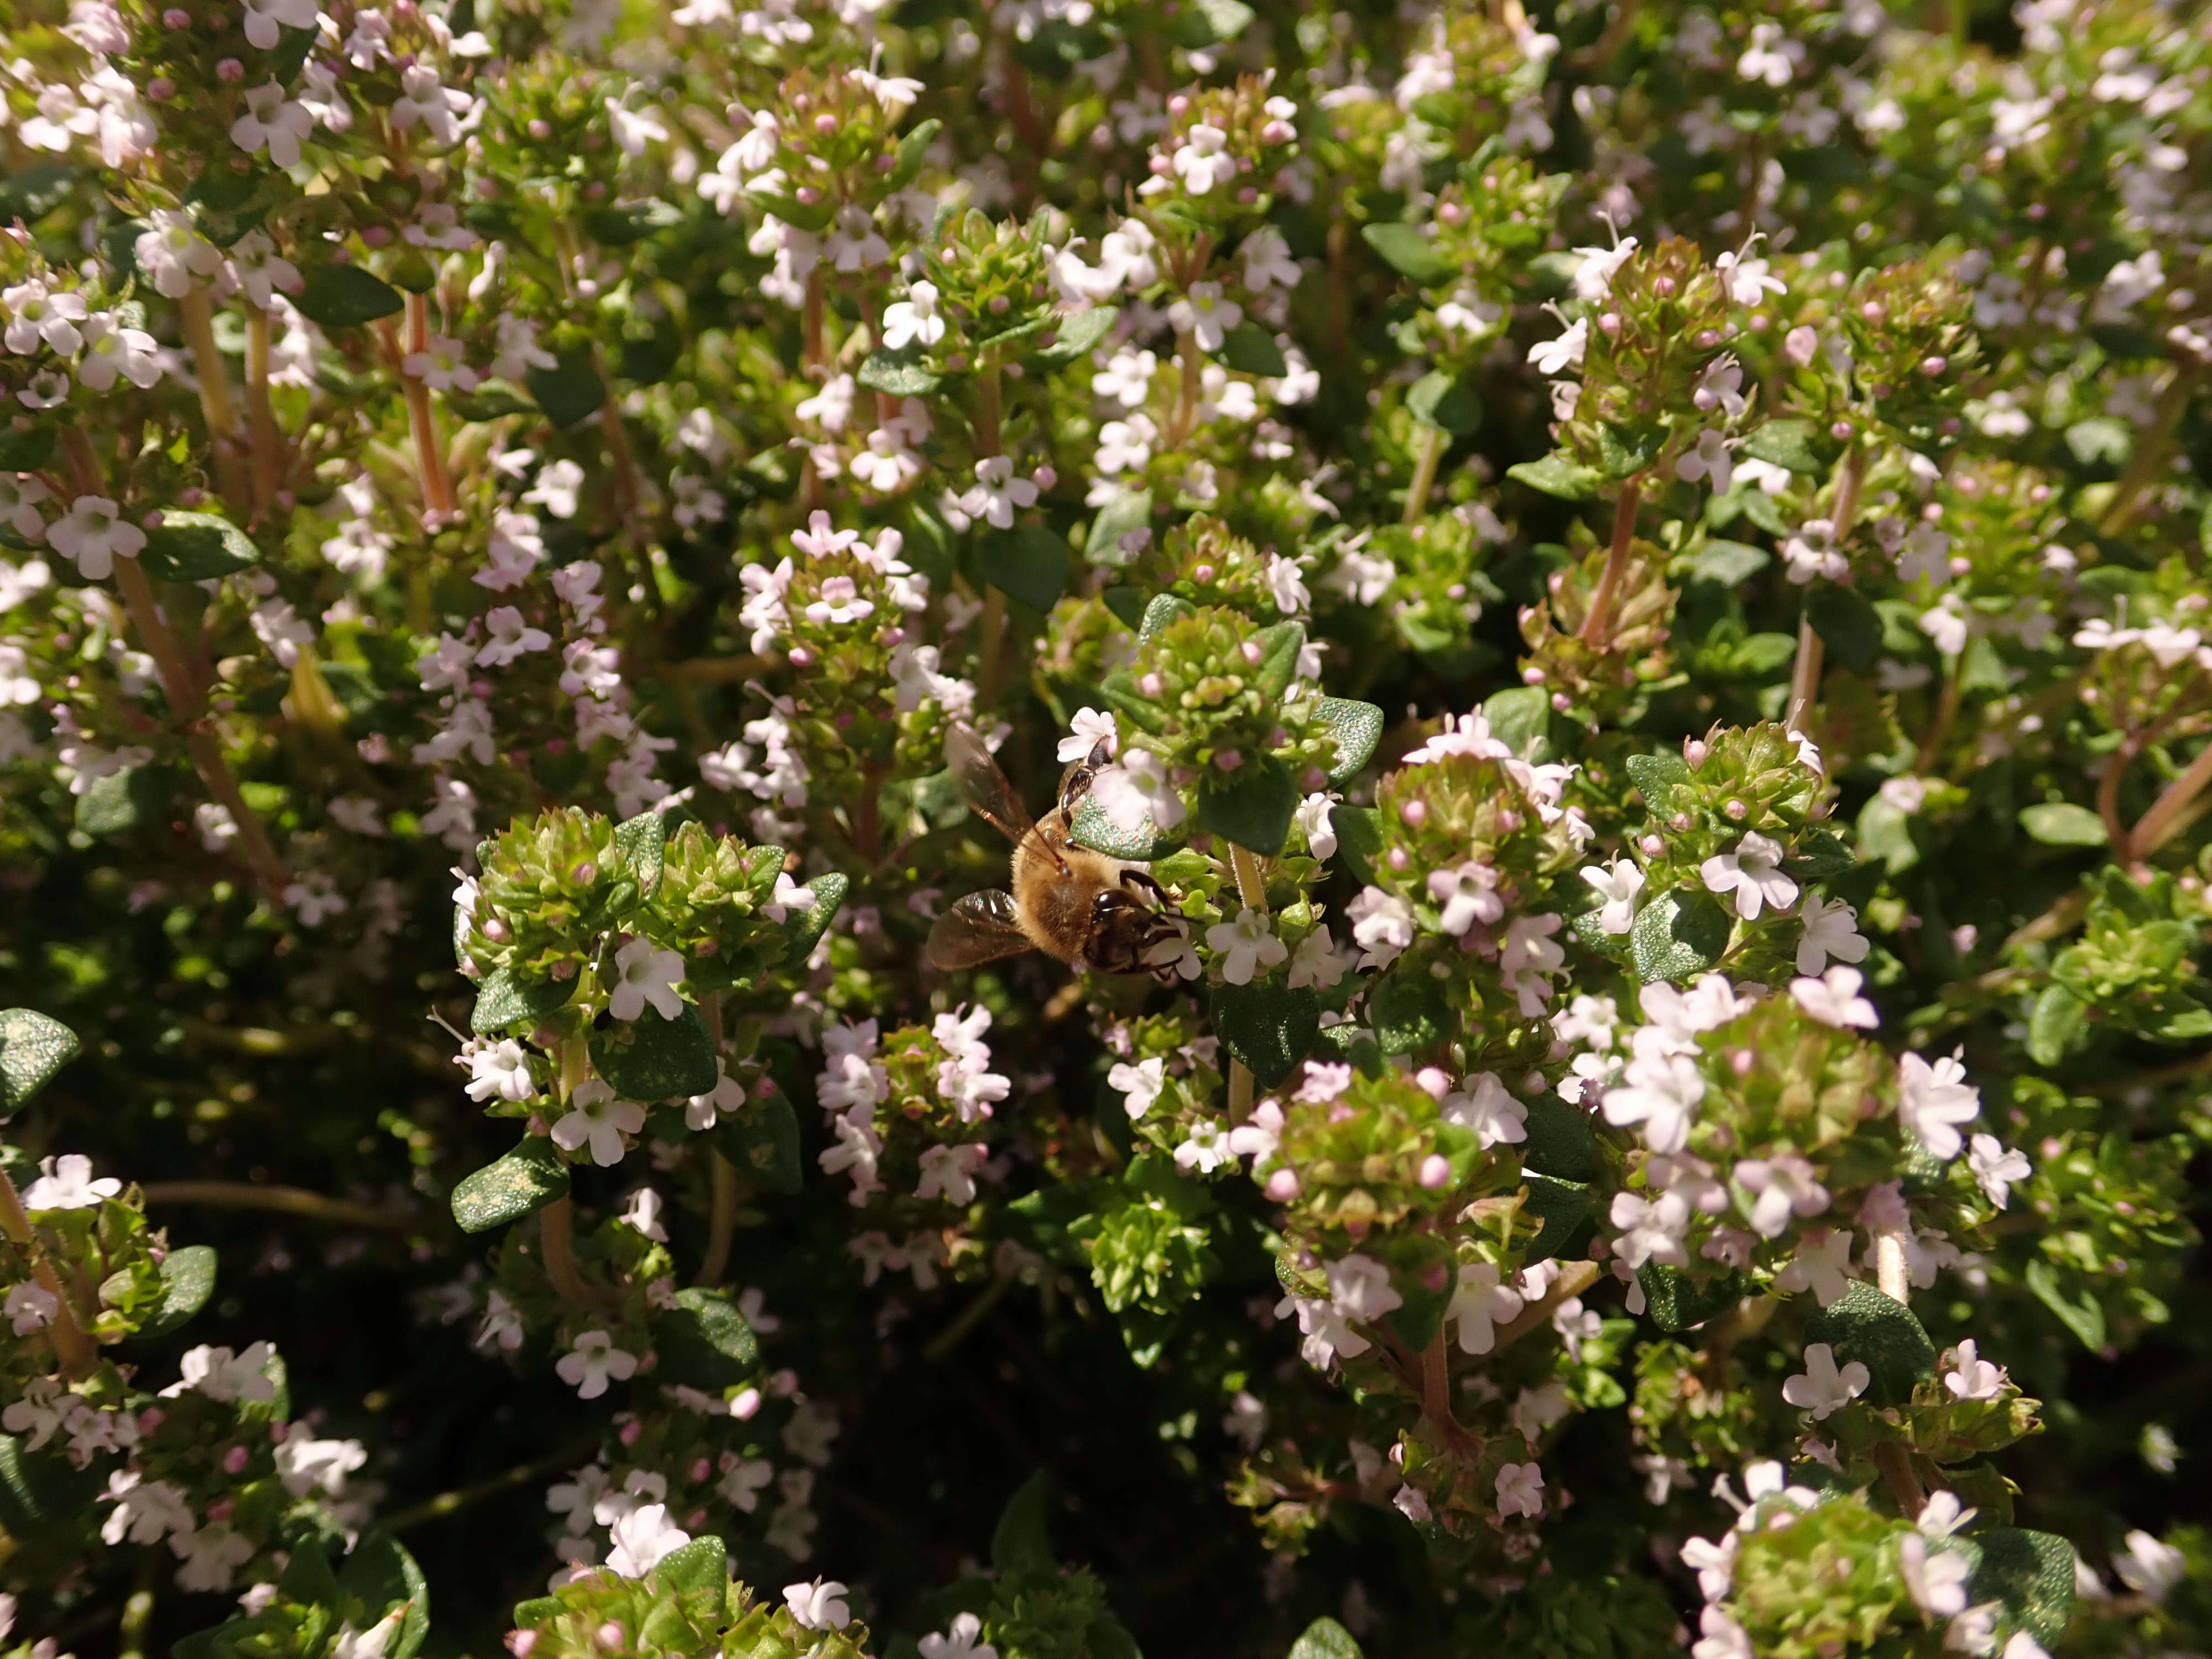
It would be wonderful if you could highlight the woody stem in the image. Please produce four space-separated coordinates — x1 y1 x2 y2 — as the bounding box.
0 1168 98 1380
1786 443 1869 733
1225 843 1270 1121
1575 474 1643 648
178 287 252 514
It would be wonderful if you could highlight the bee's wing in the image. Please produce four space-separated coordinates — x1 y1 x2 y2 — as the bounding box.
927 890 1036 971
944 724 1064 870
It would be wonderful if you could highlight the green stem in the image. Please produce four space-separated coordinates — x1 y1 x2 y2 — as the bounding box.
1576 474 1644 648
2128 732 2212 860
924 1274 1016 1361
383 1438 601 1534
0 1164 98 1380
1402 424 1446 526
2100 367 2195 535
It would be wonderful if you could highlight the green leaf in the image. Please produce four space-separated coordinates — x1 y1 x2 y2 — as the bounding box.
1969 1530 2076 1649
1520 1094 1598 1182
991 1471 1056 1575
1086 1616 1143 1659
293 264 404 330
1482 686 1552 760
1637 1264 1744 1332
1856 792 1919 875
1288 1617 1365 1659
2024 1259 2107 1349
1688 539 1770 585
1522 1175 1593 1264
1369 969 1451 1055
1070 792 1171 860
1596 421 1662 479
1087 489 1154 565
1102 588 1147 629
468 966 575 1035
1804 585 1882 672
142 511 259 582
884 118 941 194
1506 453 1605 501
1360 222 1452 286
0 162 79 228
974 525 1070 614
1173 0 1254 44
1626 751 1692 810
340 1532 431 1659
449 1137 570 1233
1803 1280 1938 1406
74 763 171 838
1742 418 1835 475
618 329 680 386
2026 985 2088 1068
656 1287 761 1390
1252 620 1305 699
525 356 608 429
581 198 683 246
1788 828 1855 880
2018 804 2107 847
1033 305 1119 367
1630 889 1731 984
777 869 846 960
613 810 667 896
138 1245 218 1340
1407 370 1482 434
858 345 943 398
713 1094 803 1195
0 426 55 472
1139 593 1197 643
1333 806 1384 884
1388 1271 1451 1352
1197 758 1298 854
1219 321 1288 378
0 1008 80 1117
651 1535 730 1600
1209 983 1319 1088
0 1432 104 1536
589 1003 718 1102
1315 698 1383 784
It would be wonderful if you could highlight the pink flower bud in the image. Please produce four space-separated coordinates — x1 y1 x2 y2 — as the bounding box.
795 186 821 205
1653 276 1676 298
690 1458 712 1483
1149 155 1173 176
618 1418 643 1447
1192 562 1215 582
1387 847 1410 870
1830 420 1855 440
731 1386 763 1418
1522 666 1546 685
1599 311 1622 335
1413 1066 1451 1099
362 225 393 248
1919 354 1947 376
223 1444 251 1474
528 118 552 140
1724 798 1748 819
216 56 244 80
1167 93 1190 116
505 1632 538 1658
1400 799 1427 827
1683 739 1709 767
1139 671 1165 697
138 1407 166 1436
1032 464 1056 490
1215 749 1243 771
596 1622 625 1652
1639 834 1665 857
1240 640 1263 665
787 646 813 666
1265 1167 1300 1201
161 6 189 23
1418 1155 1452 1190
1551 692 1571 712
147 77 176 99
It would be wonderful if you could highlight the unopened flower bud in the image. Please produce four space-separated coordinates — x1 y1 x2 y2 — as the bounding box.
1551 692 1571 712
1599 311 1622 336
1401 799 1427 827
1386 847 1410 871
1215 749 1243 771
596 1622 624 1652
1724 798 1748 820
216 56 244 80
222 1444 250 1474
1653 276 1676 298
505 1632 538 1658
1919 354 1947 375
1639 834 1665 857
1418 1154 1452 1190
1192 562 1215 582
1139 671 1165 697
1683 739 1709 767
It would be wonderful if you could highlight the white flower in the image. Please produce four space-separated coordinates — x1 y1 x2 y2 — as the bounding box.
6 1282 58 1334
1716 245 1789 305
552 1081 645 1167
881 280 946 349
1167 281 1243 352
1428 860 1504 936
1735 1154 1830 1238
1442 1073 1527 1150
1242 226 1301 291
1900 1533 1973 1618
1966 1135 2030 1209
1447 1262 1524 1354
1700 832 1798 919
1108 1056 1166 1120
1773 1230 1856 1306
1207 908 1287 985
3 280 87 355
2114 1531 2187 1601
1692 1608 1752 1659
1570 236 1639 302
76 312 162 390
1293 792 1338 859
1495 1461 1545 1519
1580 858 1645 935
1090 749 1186 832
1943 1338 2006 1401
101 1472 194 1546
555 1330 639 1400
915 1142 982 1206
1796 895 1869 975
400 335 478 393
783 1579 851 1631
1674 428 1735 494
173 1341 279 1403
961 456 1039 529
603 1501 691 1577
1782 1341 1869 1420
274 1426 367 1498
45 495 145 581
476 606 552 668
465 1039 537 1103
526 460 587 519
1264 554 1311 615
1790 966 1879 1030
1093 348 1157 409
1608 1190 1692 1269
1897 1052 1980 1160
1170 123 1238 194
620 1186 668 1243
173 1522 256 1593
1528 317 1587 374
608 937 686 1020
21 1153 122 1211
1602 1052 1704 1154
241 0 320 48
1327 1254 1402 1327
1781 518 1848 585
1174 1119 1233 1173
920 1613 998 1659
230 82 314 169
1287 927 1348 989
1735 23 1803 87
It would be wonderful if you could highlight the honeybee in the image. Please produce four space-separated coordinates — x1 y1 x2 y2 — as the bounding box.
927 724 1187 977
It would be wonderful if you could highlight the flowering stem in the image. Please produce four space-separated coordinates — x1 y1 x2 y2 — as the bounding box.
2095 731 2142 857
381 301 456 518
1167 328 1203 449
1786 444 1869 732
1575 474 1643 648
244 302 282 519
973 363 1003 458
137 1181 421 1233
537 1196 596 1310
1871 1441 1926 1514
383 1438 601 1535
924 1272 1016 1362
1402 425 1446 526
1911 648 1969 775
2100 368 2196 536
63 429 289 895
1489 1259 1601 1352
0 1167 98 1380
178 288 252 513
2126 730 2212 861
1874 1228 1908 1303
1226 843 1270 1121
697 993 738 1288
